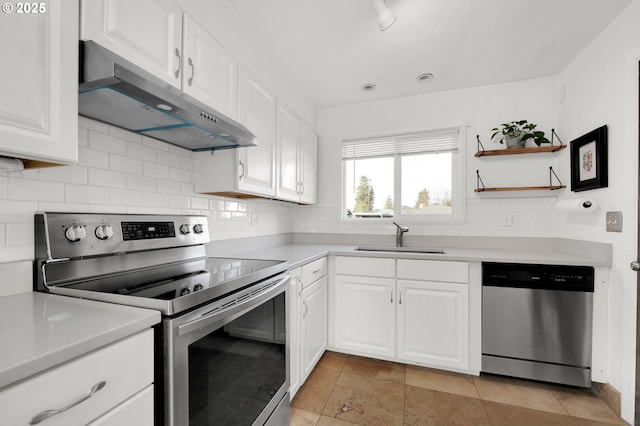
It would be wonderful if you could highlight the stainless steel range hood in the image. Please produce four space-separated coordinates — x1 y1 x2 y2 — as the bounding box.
78 40 257 151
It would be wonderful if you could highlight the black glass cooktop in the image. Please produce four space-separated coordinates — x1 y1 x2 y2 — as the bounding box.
63 257 285 305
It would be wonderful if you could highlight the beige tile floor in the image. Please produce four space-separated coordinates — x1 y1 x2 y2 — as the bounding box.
291 351 629 426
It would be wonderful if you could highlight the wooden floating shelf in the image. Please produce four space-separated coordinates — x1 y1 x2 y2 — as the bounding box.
475 145 566 157
475 185 566 192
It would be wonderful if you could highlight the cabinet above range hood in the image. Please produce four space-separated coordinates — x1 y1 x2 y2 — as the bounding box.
78 41 256 151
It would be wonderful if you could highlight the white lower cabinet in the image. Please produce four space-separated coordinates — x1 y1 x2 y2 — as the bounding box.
396 280 469 370
301 275 328 379
333 275 395 358
0 329 154 426
332 256 471 372
289 257 328 398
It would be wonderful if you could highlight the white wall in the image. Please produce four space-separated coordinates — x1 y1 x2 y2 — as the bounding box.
558 0 640 421
295 76 562 238
0 118 294 296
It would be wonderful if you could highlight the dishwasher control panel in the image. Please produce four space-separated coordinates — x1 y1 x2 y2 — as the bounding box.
482 262 594 292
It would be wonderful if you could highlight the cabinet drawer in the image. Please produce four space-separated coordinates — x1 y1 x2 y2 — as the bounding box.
87 384 154 426
301 257 327 287
0 329 153 426
397 259 468 283
335 256 395 278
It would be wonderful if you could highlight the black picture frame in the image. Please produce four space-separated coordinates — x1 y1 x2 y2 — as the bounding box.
570 125 608 192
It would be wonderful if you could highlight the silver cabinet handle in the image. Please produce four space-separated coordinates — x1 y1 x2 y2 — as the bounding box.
174 48 182 78
390 287 393 303
399 288 403 305
631 261 640 271
298 277 303 296
29 381 106 425
239 160 245 180
303 300 308 318
188 57 195 86
312 268 320 274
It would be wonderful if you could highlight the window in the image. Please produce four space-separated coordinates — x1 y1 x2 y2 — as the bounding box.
342 127 465 222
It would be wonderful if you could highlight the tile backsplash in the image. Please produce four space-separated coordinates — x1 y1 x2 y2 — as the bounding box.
0 117 294 265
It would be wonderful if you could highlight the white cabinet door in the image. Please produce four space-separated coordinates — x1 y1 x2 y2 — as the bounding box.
0 0 78 164
301 275 327 379
334 275 395 358
81 0 183 87
288 268 302 399
397 280 469 370
182 15 238 119
275 101 300 202
298 121 318 204
237 66 277 196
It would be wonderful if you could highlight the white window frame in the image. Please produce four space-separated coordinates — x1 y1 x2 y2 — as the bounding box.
341 126 466 224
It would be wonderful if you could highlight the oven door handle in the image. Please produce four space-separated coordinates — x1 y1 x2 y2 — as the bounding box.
176 274 290 337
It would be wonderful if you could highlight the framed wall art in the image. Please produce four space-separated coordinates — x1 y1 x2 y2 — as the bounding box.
570 125 608 192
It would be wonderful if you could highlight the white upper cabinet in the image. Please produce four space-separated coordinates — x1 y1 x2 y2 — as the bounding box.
81 0 183 88
276 100 318 204
276 100 301 202
194 66 276 197
236 66 276 196
81 1 238 119
0 0 78 165
182 15 238 119
299 121 318 204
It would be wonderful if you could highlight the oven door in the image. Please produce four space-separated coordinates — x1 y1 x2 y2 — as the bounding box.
164 273 290 426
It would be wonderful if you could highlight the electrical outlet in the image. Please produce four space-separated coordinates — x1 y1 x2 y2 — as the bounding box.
500 212 518 227
606 211 622 232
251 213 260 228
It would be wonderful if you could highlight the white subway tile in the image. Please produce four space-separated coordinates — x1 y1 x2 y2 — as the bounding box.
88 169 126 188
168 195 190 209
38 202 88 212
78 116 109 133
142 135 170 151
156 179 181 195
181 183 194 196
127 174 156 192
143 161 170 179
0 175 6 199
157 150 182 167
65 184 110 204
181 156 195 171
110 126 143 143
0 224 5 246
157 208 182 215
225 201 238 211
191 197 209 210
109 188 142 206
127 206 157 215
38 166 88 184
170 167 192 183
0 200 38 221
78 147 109 169
110 154 142 174
8 178 64 202
142 192 169 208
128 141 157 161
88 204 127 213
78 127 89 147
89 130 127 155
6 222 33 246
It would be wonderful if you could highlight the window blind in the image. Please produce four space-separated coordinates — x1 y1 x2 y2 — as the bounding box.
342 128 459 159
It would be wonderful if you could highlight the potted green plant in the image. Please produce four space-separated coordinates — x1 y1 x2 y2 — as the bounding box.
491 120 551 149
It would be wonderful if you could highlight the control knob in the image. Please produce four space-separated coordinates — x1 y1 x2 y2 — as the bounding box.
95 224 114 240
65 225 87 243
179 224 191 235
193 224 204 234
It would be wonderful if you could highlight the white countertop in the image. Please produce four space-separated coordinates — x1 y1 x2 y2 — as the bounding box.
232 243 610 269
0 292 160 390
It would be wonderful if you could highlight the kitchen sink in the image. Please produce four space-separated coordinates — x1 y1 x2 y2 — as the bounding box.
355 246 446 254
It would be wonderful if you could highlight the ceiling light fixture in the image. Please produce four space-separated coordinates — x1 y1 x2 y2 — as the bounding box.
416 73 434 82
371 0 396 31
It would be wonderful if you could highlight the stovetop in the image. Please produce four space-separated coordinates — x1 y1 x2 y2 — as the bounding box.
34 212 288 316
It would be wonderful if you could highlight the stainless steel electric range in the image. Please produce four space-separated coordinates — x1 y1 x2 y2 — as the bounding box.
34 212 291 426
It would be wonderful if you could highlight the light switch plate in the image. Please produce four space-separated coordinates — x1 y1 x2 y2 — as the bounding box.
606 211 623 232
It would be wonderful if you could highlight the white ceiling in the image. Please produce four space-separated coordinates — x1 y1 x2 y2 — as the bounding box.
225 0 633 110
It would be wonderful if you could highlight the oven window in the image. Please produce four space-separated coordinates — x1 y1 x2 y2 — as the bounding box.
188 292 286 425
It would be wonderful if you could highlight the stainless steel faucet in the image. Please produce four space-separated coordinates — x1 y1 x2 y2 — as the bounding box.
393 222 409 247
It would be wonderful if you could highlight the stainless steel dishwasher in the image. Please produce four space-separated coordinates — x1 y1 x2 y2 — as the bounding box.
482 262 594 387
